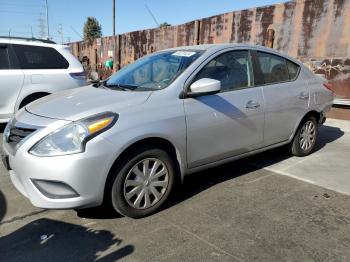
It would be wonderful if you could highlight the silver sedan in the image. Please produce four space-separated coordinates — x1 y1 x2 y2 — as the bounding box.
2 44 333 218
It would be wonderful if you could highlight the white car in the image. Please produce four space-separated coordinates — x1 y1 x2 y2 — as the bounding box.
0 36 86 123
2 44 333 218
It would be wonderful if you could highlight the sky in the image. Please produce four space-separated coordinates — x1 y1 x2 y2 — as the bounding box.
0 0 285 43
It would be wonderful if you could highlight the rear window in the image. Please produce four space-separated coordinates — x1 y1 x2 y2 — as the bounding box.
0 47 10 69
286 60 300 80
257 52 289 84
12 44 69 69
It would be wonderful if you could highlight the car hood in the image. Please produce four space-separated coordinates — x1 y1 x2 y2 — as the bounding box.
26 86 152 121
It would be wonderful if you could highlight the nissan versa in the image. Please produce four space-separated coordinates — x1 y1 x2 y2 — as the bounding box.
2 44 333 218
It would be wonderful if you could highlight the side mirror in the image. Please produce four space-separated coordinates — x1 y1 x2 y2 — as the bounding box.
187 78 221 98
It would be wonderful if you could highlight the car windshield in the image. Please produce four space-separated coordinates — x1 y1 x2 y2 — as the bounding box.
105 50 203 91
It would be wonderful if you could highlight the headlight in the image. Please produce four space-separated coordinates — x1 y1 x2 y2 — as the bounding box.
29 112 118 157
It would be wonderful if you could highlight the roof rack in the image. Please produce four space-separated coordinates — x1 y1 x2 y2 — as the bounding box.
0 36 56 44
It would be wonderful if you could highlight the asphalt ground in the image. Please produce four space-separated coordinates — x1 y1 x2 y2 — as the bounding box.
1 119 350 262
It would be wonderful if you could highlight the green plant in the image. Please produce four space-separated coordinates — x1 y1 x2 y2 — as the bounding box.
83 17 102 43
159 22 171 28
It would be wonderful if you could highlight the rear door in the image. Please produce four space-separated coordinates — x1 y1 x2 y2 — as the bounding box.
0 44 24 120
253 51 307 146
11 44 71 105
184 49 265 168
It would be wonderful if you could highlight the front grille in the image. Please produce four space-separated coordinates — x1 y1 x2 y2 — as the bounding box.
7 126 36 151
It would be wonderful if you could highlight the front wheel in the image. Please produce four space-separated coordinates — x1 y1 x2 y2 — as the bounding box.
109 147 175 218
288 116 318 157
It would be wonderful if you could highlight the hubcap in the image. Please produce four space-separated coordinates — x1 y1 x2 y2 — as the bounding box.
299 120 316 151
123 158 169 210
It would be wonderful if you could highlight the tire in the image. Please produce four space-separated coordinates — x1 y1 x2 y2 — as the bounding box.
108 147 175 218
19 93 49 109
288 116 318 157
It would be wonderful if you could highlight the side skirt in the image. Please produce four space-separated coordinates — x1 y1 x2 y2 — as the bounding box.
184 140 290 176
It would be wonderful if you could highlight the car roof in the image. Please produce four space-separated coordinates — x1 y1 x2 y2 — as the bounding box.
0 36 66 48
163 43 268 51
162 43 302 65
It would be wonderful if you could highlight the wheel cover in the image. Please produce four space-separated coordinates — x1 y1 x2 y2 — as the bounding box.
299 120 316 151
123 158 169 210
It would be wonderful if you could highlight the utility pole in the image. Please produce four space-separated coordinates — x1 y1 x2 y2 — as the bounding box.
112 0 116 71
112 0 115 36
45 0 50 39
38 15 46 39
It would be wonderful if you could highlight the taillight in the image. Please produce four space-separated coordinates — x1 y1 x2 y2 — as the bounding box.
323 83 334 92
69 72 86 80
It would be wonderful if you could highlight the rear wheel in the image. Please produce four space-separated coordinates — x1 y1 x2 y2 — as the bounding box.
288 116 318 156
108 147 175 218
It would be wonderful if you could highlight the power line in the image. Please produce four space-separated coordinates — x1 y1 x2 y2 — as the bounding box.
144 4 160 27
70 26 83 40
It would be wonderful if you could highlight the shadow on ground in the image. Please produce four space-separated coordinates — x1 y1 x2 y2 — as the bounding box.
77 124 344 219
314 125 344 152
0 218 134 262
0 191 6 223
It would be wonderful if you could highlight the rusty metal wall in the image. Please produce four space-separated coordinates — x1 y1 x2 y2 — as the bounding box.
119 21 197 67
70 0 350 65
197 0 350 58
69 0 350 102
70 0 350 66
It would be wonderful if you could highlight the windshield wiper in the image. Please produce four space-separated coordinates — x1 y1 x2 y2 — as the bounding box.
103 82 138 91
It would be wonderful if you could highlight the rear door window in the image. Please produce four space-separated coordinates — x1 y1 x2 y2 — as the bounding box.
12 44 69 69
0 46 10 69
286 60 300 80
257 52 289 84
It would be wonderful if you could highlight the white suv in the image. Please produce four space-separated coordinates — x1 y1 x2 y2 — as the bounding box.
0 37 86 123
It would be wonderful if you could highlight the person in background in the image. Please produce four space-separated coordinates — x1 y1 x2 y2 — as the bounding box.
105 56 114 70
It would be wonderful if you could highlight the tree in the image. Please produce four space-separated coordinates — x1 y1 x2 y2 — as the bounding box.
83 17 102 43
159 22 171 28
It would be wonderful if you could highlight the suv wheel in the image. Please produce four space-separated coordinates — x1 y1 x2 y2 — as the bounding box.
289 116 318 157
109 147 175 218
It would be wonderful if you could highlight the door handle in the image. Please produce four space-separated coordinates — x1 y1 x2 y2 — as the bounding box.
298 92 309 100
246 100 260 109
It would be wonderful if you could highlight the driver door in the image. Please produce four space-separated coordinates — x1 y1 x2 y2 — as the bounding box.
184 50 265 168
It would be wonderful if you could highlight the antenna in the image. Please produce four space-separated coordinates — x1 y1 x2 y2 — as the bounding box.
144 4 159 27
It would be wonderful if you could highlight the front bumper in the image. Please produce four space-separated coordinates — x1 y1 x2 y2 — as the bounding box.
2 114 117 209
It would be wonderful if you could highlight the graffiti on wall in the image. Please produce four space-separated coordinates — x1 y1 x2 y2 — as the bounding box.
303 58 350 99
304 58 350 80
